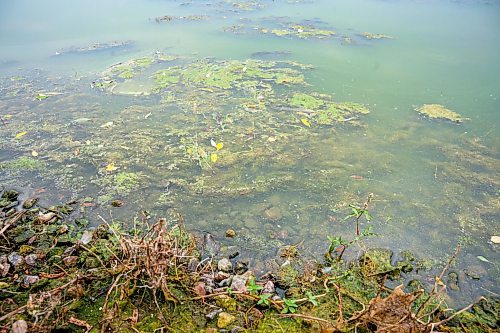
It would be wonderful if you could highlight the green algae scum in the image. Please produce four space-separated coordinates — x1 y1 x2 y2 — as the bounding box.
0 0 499 332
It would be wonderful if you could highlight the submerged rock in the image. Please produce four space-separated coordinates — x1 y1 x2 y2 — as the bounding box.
360 248 404 279
218 258 233 273
202 233 220 259
263 206 283 221
447 272 460 291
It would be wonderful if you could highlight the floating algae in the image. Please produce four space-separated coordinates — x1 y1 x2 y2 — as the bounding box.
261 23 336 39
360 32 393 40
415 104 466 123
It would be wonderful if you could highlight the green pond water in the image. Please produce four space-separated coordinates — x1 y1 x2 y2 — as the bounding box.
1 0 499 306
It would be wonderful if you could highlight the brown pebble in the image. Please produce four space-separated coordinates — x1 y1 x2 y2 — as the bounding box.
225 229 236 238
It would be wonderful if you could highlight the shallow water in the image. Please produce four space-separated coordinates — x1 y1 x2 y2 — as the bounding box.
1 0 499 306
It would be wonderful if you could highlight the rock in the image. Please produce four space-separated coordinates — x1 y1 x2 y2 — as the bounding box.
25 254 38 266
360 248 401 280
491 236 500 244
219 276 233 287
80 230 94 244
447 272 460 291
0 256 10 276
407 279 424 292
188 258 200 272
215 295 237 311
263 206 282 221
194 282 206 298
228 251 239 259
262 280 275 294
12 319 28 333
218 258 233 273
230 271 252 292
22 198 38 209
217 312 236 329
225 229 236 238
63 256 79 267
215 271 231 282
235 261 248 275
206 308 223 320
1 190 19 200
202 233 220 258
8 252 23 267
23 275 39 287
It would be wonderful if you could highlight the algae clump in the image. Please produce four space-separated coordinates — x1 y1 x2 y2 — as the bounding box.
290 93 325 109
415 104 466 123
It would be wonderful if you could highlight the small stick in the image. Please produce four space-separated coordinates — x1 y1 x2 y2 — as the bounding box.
334 283 344 324
0 115 7 127
429 297 484 328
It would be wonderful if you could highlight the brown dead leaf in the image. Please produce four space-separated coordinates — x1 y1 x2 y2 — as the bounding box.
38 212 56 223
360 285 426 333
40 272 66 279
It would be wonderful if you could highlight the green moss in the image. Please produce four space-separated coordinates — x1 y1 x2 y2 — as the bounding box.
1 156 45 171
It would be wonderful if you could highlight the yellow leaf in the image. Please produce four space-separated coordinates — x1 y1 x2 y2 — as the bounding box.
15 131 27 139
215 142 224 151
186 147 193 155
210 153 218 163
300 118 311 128
4 115 12 119
31 150 39 157
106 163 118 172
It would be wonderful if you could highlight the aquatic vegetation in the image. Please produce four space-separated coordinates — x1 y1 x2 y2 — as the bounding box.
415 103 466 123
261 23 336 39
154 15 210 23
360 32 393 40
290 92 325 109
54 40 133 55
0 156 45 171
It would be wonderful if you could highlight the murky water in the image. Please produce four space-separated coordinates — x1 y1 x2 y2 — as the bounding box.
1 0 499 306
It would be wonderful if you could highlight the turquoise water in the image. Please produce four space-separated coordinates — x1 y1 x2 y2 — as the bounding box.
1 0 499 306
